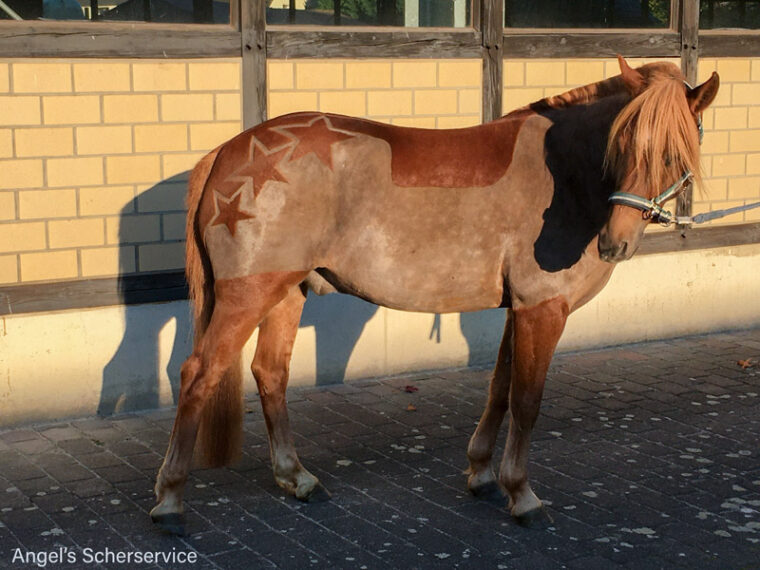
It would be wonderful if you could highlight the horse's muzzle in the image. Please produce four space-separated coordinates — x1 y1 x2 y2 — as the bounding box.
598 240 629 263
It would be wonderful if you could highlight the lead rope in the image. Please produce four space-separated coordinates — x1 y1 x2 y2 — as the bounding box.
677 202 760 225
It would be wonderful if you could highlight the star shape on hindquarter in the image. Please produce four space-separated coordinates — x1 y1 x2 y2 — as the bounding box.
216 139 290 199
280 116 355 170
210 189 254 237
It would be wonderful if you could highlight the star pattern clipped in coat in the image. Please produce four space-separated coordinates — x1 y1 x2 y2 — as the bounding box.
281 117 355 170
210 190 254 237
216 140 289 199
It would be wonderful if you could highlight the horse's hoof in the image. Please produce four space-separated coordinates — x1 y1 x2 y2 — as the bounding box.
151 512 185 536
514 506 553 529
301 483 332 503
469 481 505 503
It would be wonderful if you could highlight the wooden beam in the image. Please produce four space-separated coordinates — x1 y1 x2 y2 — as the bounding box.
0 21 240 58
700 31 760 57
481 0 503 123
241 0 267 128
0 272 188 316
669 0 680 33
677 0 699 226
638 222 760 255
680 1 699 86
266 28 481 59
502 31 681 58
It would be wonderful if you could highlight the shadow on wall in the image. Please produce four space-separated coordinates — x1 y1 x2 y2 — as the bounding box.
98 172 193 415
98 175 507 414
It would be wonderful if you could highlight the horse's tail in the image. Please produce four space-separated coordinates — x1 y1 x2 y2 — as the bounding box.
185 146 244 468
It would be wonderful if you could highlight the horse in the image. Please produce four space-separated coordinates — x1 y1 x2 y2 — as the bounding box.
150 56 719 534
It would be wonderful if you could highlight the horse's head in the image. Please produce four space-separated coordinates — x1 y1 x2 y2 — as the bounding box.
598 56 719 263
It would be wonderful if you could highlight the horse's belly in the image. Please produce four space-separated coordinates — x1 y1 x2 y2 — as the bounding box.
319 238 507 313
317 267 505 313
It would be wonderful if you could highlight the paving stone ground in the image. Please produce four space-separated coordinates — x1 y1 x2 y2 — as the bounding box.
1 329 760 569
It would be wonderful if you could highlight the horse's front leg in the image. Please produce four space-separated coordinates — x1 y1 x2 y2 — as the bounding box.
466 314 513 498
499 297 568 527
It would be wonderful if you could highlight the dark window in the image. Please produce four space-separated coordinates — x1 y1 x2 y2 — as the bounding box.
701 1 760 29
505 0 670 28
0 0 231 23
266 0 470 27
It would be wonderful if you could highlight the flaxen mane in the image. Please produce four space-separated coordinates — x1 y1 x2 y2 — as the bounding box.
528 64 702 199
605 64 702 196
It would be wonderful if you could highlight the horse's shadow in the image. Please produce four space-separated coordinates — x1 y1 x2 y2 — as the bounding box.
98 173 193 415
98 177 505 413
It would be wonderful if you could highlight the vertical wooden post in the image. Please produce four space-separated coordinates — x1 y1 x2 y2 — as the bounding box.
481 0 503 123
677 0 699 226
90 0 99 20
241 0 267 129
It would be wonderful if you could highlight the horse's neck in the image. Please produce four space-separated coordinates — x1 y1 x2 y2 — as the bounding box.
540 94 628 197
529 94 630 272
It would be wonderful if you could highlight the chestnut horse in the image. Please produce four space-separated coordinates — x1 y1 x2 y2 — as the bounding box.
151 57 719 533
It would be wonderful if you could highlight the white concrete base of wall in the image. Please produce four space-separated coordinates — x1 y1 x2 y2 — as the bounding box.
2 243 759 427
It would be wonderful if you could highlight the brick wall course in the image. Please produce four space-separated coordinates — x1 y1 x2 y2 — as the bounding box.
1 55 755 285
0 58 242 284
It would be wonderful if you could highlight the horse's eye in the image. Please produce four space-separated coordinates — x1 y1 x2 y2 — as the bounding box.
664 155 672 167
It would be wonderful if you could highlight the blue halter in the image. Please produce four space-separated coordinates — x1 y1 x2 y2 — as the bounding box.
608 171 693 226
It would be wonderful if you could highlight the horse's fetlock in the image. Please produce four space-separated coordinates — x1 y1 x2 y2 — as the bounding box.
499 468 526 495
467 439 492 466
273 452 300 478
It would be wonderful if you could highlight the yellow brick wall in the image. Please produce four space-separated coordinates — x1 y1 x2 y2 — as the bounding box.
696 58 760 224
503 57 678 112
267 59 482 128
0 58 242 285
2 55 756 287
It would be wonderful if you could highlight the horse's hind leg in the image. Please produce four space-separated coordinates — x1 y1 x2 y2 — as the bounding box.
151 271 307 534
251 285 328 501
499 297 568 527
466 313 513 499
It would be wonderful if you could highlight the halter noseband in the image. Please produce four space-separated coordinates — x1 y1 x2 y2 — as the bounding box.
607 81 703 227
608 170 693 226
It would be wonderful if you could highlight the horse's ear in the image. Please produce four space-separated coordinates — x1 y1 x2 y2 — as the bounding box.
617 54 645 95
687 72 720 114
